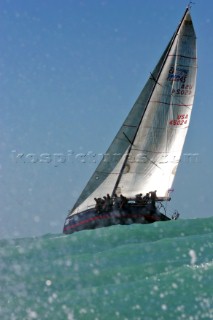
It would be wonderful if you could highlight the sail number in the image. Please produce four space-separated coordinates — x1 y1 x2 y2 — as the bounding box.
169 114 188 126
172 84 193 96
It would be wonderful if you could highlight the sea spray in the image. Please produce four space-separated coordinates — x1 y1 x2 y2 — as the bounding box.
0 217 212 319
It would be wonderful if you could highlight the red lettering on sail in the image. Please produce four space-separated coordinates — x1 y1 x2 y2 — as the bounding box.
169 114 188 126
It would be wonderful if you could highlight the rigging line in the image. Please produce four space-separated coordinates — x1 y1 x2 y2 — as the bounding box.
111 7 190 197
150 72 163 87
146 156 163 171
123 132 134 145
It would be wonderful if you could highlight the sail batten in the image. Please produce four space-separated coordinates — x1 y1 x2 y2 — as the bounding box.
69 8 197 216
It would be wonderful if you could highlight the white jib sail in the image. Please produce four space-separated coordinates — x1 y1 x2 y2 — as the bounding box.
70 8 197 215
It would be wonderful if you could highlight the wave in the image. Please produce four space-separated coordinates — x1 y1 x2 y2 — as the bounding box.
0 217 212 320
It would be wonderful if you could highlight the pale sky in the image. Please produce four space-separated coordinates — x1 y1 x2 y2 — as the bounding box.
0 0 213 238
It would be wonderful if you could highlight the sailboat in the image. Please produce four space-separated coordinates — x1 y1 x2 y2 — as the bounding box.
63 7 197 235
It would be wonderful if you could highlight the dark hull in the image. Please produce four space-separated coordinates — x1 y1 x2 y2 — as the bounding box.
63 204 170 235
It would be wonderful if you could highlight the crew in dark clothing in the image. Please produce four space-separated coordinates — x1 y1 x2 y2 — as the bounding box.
172 210 180 220
120 194 128 209
149 190 157 213
102 196 107 209
150 190 157 201
94 197 104 213
103 195 111 211
143 193 150 203
135 193 143 203
107 194 113 209
113 194 121 209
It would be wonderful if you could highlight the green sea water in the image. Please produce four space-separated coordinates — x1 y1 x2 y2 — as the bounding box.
0 217 213 320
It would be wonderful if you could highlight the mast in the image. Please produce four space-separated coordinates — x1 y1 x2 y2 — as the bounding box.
111 7 190 197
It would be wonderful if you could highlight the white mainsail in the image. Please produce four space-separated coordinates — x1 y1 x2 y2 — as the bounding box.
70 8 197 215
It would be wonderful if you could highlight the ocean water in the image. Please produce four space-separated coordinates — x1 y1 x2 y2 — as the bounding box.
0 217 213 320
